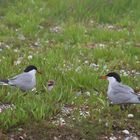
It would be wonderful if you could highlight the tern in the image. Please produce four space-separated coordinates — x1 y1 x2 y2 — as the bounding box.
47 80 55 91
100 72 140 105
0 65 41 91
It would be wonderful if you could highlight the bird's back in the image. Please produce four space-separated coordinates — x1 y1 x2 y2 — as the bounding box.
108 82 140 104
9 72 36 91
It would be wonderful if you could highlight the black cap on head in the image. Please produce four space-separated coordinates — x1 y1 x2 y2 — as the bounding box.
24 65 37 72
106 72 121 82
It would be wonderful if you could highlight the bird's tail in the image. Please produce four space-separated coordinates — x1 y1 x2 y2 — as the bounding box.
138 96 140 102
0 79 9 85
134 95 140 103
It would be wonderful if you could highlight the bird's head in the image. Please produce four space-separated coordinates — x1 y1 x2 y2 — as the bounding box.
24 65 42 74
100 72 121 83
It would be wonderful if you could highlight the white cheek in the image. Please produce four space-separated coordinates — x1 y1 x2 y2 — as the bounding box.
107 77 116 83
29 70 36 75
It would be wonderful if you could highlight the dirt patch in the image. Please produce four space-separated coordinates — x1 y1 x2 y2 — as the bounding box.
7 122 84 140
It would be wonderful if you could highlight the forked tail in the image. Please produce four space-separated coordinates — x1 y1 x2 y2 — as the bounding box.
0 79 9 85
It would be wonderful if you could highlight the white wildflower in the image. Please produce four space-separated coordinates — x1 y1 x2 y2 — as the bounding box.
84 60 89 64
13 49 18 53
75 66 82 73
122 130 130 135
109 136 117 140
27 55 33 60
14 57 23 65
84 91 90 96
50 26 62 33
18 34 25 41
127 114 134 119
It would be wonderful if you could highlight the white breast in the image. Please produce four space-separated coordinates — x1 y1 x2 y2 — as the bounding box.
107 77 118 102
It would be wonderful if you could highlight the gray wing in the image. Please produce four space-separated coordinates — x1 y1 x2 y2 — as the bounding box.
117 83 134 93
112 83 136 103
8 73 32 86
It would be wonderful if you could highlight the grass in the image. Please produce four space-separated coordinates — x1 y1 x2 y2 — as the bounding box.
0 0 140 139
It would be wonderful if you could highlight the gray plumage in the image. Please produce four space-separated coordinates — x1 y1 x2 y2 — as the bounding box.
0 65 37 91
107 81 140 104
101 72 140 104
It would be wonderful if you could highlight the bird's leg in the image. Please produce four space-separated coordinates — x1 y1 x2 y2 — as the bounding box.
120 104 125 110
120 104 129 110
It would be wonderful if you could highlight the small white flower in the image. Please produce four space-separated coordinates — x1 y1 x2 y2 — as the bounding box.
107 25 114 29
72 117 76 120
54 136 58 140
50 26 62 33
13 49 18 52
103 65 107 70
99 43 105 47
105 122 109 127
31 87 36 92
127 114 134 119
123 72 128 76
18 128 23 131
34 41 39 46
7 92 10 96
109 136 117 140
136 61 140 64
19 136 24 140
5 44 10 49
75 66 82 73
90 20 94 24
84 91 90 96
134 56 138 60
18 34 25 41
98 119 102 123
14 57 23 65
45 40 49 44
28 55 33 60
84 60 89 64
90 63 99 70
122 129 129 135
120 69 125 73
14 60 21 65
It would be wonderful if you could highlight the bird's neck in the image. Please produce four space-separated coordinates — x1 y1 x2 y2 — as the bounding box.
107 77 119 93
107 77 118 86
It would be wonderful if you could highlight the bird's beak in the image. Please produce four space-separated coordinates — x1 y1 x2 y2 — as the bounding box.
37 70 42 74
99 75 107 80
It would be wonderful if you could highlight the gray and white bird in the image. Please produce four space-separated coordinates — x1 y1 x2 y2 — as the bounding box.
47 80 55 91
0 65 41 91
100 72 140 104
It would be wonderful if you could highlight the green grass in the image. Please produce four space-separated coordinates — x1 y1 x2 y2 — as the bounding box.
0 0 140 139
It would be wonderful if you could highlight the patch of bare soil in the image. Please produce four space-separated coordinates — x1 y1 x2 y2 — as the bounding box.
6 122 84 140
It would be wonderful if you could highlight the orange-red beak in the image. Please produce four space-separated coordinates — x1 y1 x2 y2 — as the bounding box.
99 75 107 80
